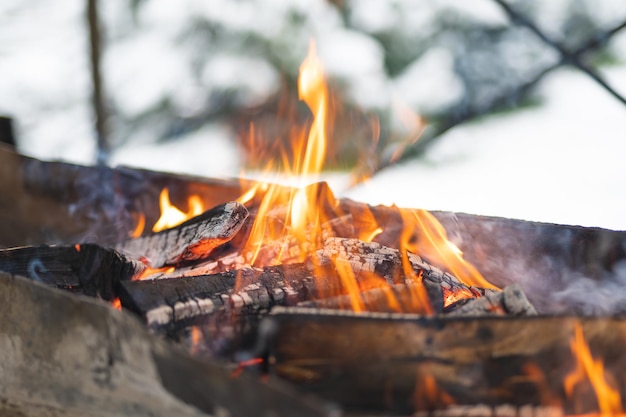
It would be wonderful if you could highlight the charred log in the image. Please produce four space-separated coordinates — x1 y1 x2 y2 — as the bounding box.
115 201 249 268
446 283 536 316
0 243 143 299
264 307 626 415
118 239 479 330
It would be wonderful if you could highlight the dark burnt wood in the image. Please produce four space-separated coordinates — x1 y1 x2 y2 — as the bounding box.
3 146 626 316
446 283 536 316
116 201 249 267
0 244 143 299
265 307 626 415
118 238 490 330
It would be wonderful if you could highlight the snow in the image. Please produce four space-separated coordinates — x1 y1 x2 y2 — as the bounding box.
344 67 626 230
201 54 280 107
391 47 464 114
318 28 389 109
2 0 626 231
110 123 241 178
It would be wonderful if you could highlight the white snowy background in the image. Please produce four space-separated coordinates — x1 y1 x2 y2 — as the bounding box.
1 0 626 230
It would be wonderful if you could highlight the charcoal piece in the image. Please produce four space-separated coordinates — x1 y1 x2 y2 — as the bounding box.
0 243 143 299
116 201 249 268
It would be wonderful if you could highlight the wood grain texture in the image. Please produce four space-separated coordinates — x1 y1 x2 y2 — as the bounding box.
115 201 249 267
0 272 334 417
266 307 626 415
0 243 143 299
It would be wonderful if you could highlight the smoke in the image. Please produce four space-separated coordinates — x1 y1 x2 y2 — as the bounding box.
434 211 626 316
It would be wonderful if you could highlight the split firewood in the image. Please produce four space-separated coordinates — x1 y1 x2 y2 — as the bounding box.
297 282 445 313
264 307 626 415
149 213 358 280
0 244 144 299
119 238 498 330
115 201 249 268
446 283 536 317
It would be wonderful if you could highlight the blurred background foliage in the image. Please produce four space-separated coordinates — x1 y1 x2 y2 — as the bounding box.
1 0 625 175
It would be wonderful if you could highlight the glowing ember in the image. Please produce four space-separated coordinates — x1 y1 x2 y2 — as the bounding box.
565 323 624 417
231 357 264 379
442 287 477 307
111 297 122 311
153 188 204 233
134 265 176 281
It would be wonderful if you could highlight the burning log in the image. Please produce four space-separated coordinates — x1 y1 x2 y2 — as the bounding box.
446 283 536 316
0 243 143 299
115 201 249 268
264 307 626 415
119 238 507 330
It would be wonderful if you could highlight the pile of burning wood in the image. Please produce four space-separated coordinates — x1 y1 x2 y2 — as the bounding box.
2 41 626 417
2 148 626 416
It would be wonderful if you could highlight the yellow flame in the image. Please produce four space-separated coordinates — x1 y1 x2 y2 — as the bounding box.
234 40 494 314
153 188 204 232
240 40 332 266
297 39 327 176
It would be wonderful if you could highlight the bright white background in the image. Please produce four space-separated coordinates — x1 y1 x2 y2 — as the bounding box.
1 1 625 230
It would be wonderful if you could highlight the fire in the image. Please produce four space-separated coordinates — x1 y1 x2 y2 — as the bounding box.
153 188 204 233
230 40 495 312
442 287 477 307
111 297 122 311
399 208 499 291
565 323 624 417
130 213 146 238
134 265 175 281
238 40 333 266
414 373 454 411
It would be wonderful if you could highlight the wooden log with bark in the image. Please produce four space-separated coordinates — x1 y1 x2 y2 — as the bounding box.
0 243 143 299
264 307 626 415
115 201 249 268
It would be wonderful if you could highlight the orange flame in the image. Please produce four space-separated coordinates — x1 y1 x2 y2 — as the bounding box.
130 213 146 238
153 188 204 233
442 287 477 308
239 40 332 267
234 40 494 312
414 373 454 411
399 208 498 290
565 323 623 417
133 265 175 281
111 297 122 311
